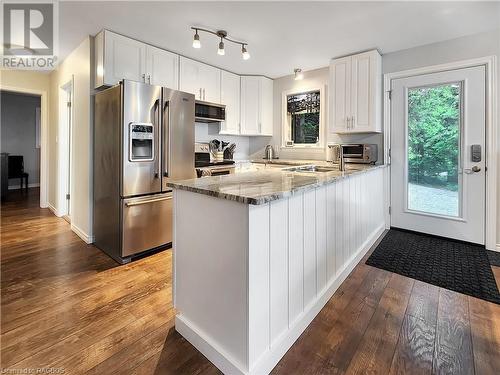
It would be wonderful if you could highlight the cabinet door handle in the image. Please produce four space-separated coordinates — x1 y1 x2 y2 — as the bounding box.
352 116 355 128
199 88 202 99
346 117 350 129
142 73 146 82
203 88 206 101
147 74 151 84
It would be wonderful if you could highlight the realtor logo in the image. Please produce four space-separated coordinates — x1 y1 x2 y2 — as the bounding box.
2 1 58 69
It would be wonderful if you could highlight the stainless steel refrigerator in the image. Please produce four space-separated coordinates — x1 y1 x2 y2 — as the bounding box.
93 80 195 263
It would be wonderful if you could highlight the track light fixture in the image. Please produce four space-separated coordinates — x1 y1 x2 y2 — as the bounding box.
294 68 304 80
191 27 250 60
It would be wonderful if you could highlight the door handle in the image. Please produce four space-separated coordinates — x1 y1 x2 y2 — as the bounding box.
464 166 481 174
125 196 172 207
163 101 170 178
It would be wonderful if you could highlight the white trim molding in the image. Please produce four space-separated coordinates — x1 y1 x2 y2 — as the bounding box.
384 56 498 250
71 223 94 244
8 183 40 190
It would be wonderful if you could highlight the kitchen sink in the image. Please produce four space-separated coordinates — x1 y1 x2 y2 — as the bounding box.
284 165 341 173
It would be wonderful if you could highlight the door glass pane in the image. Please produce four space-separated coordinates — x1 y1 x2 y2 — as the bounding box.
407 83 461 217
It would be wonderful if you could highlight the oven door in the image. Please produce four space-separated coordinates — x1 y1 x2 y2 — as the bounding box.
121 192 172 257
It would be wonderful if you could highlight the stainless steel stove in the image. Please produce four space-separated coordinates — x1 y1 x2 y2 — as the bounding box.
195 142 235 177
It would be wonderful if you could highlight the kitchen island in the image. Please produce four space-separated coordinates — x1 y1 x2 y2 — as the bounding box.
168 163 388 375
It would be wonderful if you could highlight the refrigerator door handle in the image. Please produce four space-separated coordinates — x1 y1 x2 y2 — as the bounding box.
152 99 160 179
163 101 170 177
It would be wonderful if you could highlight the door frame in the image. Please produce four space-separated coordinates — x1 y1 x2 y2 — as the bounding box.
59 78 74 222
383 56 498 250
0 84 49 208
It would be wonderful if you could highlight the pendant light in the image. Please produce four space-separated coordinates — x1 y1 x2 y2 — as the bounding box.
217 37 225 56
242 45 250 60
192 29 201 49
294 68 304 80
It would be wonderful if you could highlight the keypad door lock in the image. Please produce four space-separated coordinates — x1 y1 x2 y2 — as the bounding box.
471 144 481 162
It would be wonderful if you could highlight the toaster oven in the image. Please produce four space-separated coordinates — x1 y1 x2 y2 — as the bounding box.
342 144 378 164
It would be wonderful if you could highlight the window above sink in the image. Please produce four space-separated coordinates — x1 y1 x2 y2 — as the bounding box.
281 86 325 149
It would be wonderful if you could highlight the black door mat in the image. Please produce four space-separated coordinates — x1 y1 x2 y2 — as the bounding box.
487 250 500 267
365 229 500 305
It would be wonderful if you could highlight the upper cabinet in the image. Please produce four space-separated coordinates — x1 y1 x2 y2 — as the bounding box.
240 76 273 136
179 57 221 103
95 30 146 88
329 50 382 134
95 30 178 89
220 71 240 135
146 45 179 89
94 30 273 137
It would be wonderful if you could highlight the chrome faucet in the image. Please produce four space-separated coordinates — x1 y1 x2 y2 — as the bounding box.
329 144 345 171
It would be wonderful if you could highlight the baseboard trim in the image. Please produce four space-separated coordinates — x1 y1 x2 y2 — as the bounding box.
47 203 62 217
496 244 500 252
8 182 40 190
71 223 93 244
176 223 386 375
176 316 248 375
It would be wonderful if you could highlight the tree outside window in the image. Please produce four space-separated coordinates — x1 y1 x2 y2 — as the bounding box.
286 90 321 145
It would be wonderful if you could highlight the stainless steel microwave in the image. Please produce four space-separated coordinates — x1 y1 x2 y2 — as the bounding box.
342 144 378 164
195 100 225 123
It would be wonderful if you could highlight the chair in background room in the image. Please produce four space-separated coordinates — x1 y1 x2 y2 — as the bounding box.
8 155 29 192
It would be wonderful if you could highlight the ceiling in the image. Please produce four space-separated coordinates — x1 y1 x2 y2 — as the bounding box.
58 1 500 78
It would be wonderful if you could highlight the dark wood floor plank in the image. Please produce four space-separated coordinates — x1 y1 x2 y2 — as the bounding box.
468 296 500 375
405 280 439 325
433 289 475 375
343 274 414 374
389 314 436 375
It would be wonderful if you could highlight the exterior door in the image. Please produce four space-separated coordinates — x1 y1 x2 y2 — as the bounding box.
391 66 486 244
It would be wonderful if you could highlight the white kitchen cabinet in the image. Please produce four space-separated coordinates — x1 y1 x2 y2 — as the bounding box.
145 45 179 89
95 30 147 88
95 30 178 89
220 71 240 135
240 76 273 136
329 50 381 134
179 57 221 103
260 77 274 136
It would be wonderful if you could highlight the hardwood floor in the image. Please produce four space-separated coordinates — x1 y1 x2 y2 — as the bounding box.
1 188 499 374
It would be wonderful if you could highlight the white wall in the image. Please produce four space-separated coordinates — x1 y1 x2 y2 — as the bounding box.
49 36 93 241
195 122 250 160
382 29 500 247
248 67 383 161
1 92 41 188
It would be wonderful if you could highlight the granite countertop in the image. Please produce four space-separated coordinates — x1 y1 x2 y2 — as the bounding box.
168 162 387 205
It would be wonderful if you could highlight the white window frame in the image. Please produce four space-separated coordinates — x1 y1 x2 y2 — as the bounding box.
281 86 325 149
